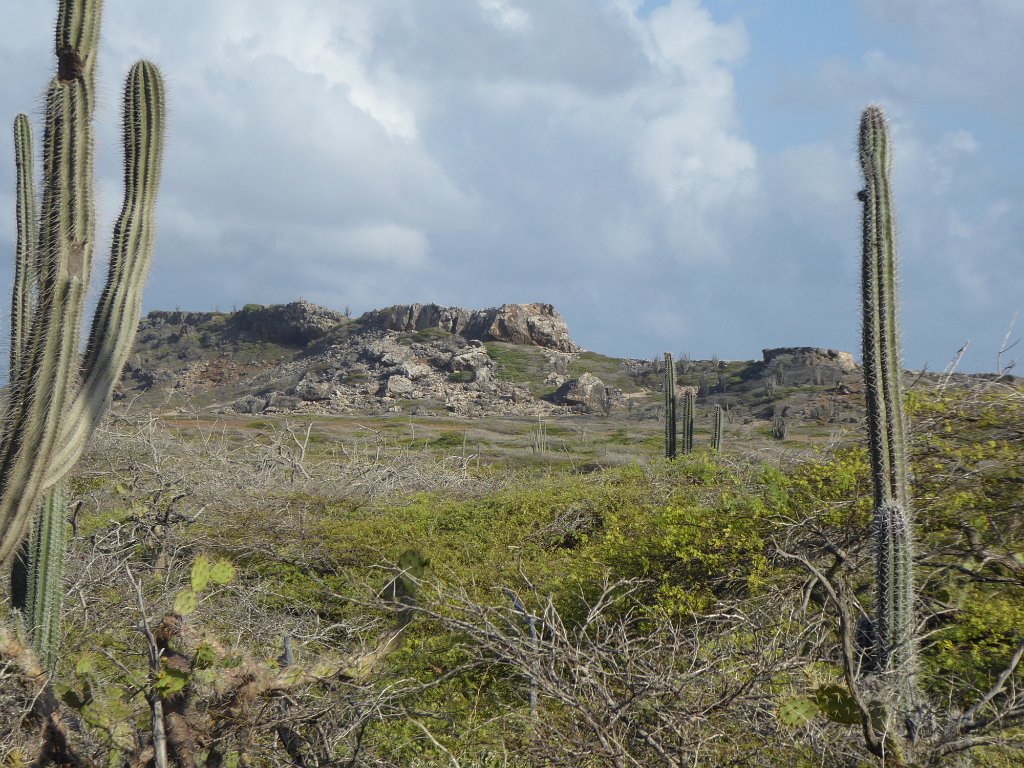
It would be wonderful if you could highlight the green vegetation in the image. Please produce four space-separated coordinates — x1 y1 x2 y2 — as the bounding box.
486 341 552 394
0 378 1011 765
412 326 455 342
569 351 646 392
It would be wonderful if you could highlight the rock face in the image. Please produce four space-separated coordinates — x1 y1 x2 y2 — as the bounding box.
231 301 347 346
359 303 579 352
762 347 855 372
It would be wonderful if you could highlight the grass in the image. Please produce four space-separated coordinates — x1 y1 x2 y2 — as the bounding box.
485 342 553 395
567 351 644 393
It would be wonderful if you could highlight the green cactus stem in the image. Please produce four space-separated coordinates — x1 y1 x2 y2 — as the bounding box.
10 115 37 385
711 404 724 452
664 353 677 459
681 389 695 454
859 104 917 731
0 0 165 576
48 60 166 483
23 482 68 671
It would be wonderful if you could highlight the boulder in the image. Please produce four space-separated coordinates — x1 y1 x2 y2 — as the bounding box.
293 379 334 401
233 394 268 414
382 375 415 398
362 339 413 368
553 372 608 413
399 362 433 381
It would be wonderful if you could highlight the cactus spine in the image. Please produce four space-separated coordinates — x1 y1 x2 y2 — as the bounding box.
0 0 166 584
664 353 677 459
859 105 917 729
711 404 724 451
681 389 695 454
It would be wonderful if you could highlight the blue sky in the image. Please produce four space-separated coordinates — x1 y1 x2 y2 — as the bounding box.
1 0 1022 372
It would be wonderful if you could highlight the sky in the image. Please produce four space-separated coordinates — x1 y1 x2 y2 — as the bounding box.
1 0 1022 373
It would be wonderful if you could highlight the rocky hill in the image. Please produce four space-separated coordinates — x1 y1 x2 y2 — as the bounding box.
118 300 872 430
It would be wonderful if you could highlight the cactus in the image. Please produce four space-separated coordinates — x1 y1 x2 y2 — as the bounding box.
0 0 165 588
663 353 677 459
711 404 724 452
771 416 788 441
531 418 549 457
858 105 917 718
681 389 695 454
381 549 430 627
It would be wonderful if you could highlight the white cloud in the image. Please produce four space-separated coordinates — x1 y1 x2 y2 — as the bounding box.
479 0 531 32
859 0 1024 104
317 222 432 270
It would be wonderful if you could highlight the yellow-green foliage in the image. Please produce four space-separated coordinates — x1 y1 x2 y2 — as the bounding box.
581 456 785 616
906 387 1024 705
41 383 1022 765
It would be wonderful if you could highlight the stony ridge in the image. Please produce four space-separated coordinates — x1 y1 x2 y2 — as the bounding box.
120 300 872 425
359 303 579 352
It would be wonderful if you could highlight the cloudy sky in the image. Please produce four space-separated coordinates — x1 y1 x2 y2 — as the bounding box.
1 1 1022 372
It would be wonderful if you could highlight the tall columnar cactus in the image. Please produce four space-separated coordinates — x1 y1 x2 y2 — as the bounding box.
711 404 724 452
664 353 677 459
0 0 165 585
681 390 695 454
859 105 917 726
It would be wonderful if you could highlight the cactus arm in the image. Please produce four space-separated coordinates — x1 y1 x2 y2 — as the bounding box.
11 115 38 382
664 353 677 459
50 61 165 480
712 404 723 452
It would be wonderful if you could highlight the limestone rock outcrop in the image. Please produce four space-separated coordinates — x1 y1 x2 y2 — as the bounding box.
359 303 579 352
762 347 855 372
231 301 348 346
